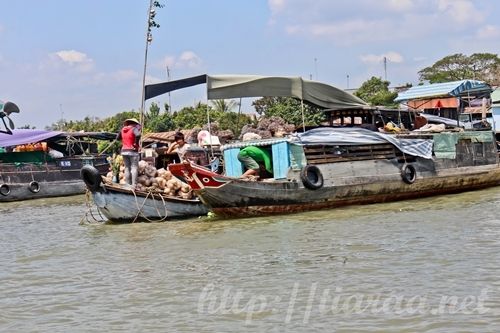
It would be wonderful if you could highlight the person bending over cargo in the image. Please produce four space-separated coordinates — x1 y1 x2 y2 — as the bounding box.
237 146 273 179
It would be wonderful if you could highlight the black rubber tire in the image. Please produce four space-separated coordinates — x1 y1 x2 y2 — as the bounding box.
28 181 40 193
401 164 417 184
0 184 10 196
300 165 324 190
81 165 102 192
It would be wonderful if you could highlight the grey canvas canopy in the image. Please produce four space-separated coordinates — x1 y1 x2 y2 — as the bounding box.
145 74 367 109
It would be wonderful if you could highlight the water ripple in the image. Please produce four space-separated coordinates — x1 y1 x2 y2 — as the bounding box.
0 189 499 332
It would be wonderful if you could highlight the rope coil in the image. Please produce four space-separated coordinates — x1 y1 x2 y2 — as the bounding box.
80 186 170 224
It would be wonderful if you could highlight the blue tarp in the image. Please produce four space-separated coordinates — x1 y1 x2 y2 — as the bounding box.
395 80 492 102
295 127 434 159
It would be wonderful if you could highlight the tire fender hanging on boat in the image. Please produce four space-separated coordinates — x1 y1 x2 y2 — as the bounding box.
300 165 324 190
0 184 10 196
28 181 40 193
401 164 417 184
81 165 102 192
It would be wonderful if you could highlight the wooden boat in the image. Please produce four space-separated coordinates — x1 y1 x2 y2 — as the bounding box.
0 129 114 202
169 128 500 217
80 165 209 222
148 74 500 217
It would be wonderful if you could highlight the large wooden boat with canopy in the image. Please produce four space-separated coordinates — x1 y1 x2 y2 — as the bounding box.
159 75 500 217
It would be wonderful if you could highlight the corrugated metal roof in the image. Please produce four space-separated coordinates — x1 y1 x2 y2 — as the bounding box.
395 80 492 102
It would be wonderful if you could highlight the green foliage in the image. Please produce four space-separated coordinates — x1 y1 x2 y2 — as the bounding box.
252 97 325 127
102 111 140 133
17 124 36 129
144 102 174 133
48 110 140 133
418 53 500 85
210 99 239 113
354 76 398 107
172 102 211 129
212 111 252 137
146 113 174 133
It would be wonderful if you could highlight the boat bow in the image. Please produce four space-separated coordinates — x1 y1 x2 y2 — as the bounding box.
168 162 231 190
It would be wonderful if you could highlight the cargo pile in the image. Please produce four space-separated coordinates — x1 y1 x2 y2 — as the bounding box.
105 159 193 199
240 116 295 139
13 142 48 152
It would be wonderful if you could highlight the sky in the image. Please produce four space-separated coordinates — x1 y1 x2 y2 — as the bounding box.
1 0 499 129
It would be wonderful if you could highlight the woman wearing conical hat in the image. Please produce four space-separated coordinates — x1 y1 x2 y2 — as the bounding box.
117 118 141 187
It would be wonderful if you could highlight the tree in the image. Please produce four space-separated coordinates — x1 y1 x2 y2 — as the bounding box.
173 102 211 129
17 124 36 129
354 77 398 107
144 102 174 133
212 111 252 137
210 99 239 113
252 97 325 127
418 53 500 85
102 111 140 133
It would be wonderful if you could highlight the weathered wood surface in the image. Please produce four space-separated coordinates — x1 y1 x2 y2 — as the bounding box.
170 135 500 218
91 184 208 222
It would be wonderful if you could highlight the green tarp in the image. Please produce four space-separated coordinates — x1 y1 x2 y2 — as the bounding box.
433 133 459 159
433 131 494 159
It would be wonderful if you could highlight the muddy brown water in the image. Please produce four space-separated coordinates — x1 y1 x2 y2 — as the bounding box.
1 188 499 332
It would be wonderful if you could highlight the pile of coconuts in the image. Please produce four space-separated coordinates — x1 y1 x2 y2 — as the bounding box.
105 159 193 199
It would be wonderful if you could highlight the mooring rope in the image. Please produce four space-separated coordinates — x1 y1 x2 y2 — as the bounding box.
130 187 169 223
80 190 107 224
80 184 171 224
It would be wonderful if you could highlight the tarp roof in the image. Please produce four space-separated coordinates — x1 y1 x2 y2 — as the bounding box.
0 129 61 147
295 127 433 159
395 80 492 102
0 130 115 147
145 74 367 110
142 129 196 144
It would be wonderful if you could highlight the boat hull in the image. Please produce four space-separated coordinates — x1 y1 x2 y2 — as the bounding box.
0 157 109 202
0 179 86 202
89 183 209 223
169 160 500 218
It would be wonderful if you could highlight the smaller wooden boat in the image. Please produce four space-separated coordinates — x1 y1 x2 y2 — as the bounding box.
81 165 209 223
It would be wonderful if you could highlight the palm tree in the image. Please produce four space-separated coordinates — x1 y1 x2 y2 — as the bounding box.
210 99 239 113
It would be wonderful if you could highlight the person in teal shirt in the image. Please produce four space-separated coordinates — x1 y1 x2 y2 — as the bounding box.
237 146 273 179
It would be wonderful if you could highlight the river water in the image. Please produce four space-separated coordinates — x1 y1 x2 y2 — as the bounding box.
1 188 500 332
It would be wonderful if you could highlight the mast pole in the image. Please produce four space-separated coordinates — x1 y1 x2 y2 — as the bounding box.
139 0 155 147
